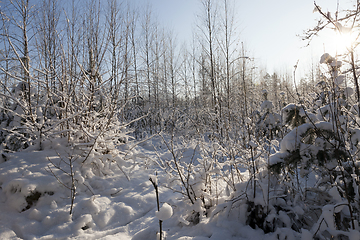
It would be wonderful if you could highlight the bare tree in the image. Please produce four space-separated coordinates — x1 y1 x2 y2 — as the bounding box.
141 5 155 105
198 0 218 110
83 0 106 112
180 43 191 106
129 6 140 100
36 0 60 95
165 31 178 107
218 0 237 111
1 0 35 118
106 0 122 97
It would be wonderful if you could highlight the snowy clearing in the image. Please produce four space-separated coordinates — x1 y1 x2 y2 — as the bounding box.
0 137 272 240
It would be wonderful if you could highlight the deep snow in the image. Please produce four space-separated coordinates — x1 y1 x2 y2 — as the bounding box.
0 136 288 240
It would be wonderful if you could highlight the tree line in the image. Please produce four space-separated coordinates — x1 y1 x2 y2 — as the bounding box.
0 0 311 151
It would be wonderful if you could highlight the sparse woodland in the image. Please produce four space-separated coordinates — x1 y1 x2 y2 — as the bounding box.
1 0 360 239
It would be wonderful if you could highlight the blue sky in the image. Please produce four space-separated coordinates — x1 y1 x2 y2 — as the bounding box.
135 0 355 79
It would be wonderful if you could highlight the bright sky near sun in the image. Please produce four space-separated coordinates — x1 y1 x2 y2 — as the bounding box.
135 0 356 80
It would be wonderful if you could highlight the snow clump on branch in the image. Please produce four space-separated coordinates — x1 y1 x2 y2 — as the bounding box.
320 53 334 64
155 203 173 221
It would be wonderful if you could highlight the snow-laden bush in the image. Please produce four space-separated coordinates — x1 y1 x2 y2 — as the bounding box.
266 52 360 239
257 98 282 139
0 71 136 218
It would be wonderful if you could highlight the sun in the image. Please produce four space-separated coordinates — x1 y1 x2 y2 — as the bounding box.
317 26 359 57
331 29 359 54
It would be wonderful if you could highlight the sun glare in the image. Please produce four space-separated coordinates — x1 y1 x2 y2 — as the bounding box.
331 30 358 54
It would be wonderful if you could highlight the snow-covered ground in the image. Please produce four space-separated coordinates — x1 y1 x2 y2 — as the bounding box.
0 136 287 240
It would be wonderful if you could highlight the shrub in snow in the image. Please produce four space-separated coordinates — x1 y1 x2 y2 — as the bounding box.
0 73 135 221
282 104 306 129
265 45 360 238
257 98 282 139
0 84 32 152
